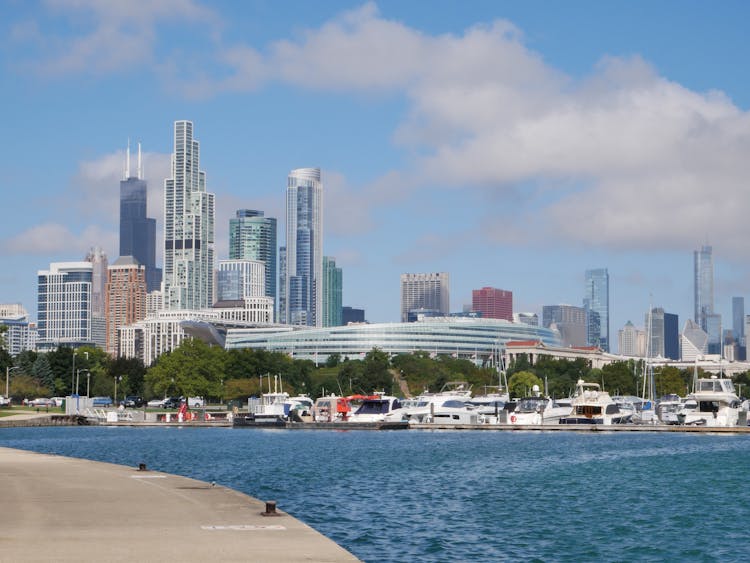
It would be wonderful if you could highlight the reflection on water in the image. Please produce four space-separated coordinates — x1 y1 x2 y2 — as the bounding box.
2 427 749 562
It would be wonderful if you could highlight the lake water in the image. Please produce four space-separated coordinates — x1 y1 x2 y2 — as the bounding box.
2 426 749 562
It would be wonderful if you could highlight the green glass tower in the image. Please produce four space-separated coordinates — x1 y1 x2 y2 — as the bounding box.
322 256 342 327
229 209 277 310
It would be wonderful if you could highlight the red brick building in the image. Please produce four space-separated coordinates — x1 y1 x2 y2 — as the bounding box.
472 287 512 321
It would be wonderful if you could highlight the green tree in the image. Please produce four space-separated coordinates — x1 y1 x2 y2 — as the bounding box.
325 353 342 368
32 354 54 391
655 366 690 397
508 371 543 398
145 339 226 399
600 361 638 395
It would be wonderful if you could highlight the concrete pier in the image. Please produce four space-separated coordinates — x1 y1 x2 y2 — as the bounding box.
0 447 359 562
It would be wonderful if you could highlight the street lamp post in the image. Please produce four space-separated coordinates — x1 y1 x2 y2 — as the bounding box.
71 351 77 395
114 376 122 406
5 366 20 399
76 369 89 396
86 372 91 398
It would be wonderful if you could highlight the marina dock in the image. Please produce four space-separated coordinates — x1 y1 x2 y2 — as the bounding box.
0 447 360 562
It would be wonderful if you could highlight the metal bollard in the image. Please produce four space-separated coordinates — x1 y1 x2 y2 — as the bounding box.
261 500 281 516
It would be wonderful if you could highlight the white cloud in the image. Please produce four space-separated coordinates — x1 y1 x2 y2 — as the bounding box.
0 223 115 256
11 2 750 257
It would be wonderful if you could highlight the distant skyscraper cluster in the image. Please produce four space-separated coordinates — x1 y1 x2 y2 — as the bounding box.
8 119 746 370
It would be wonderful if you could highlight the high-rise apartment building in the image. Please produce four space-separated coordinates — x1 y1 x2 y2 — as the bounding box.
583 268 610 351
162 121 215 311
472 287 512 321
229 210 277 308
37 261 94 349
216 259 265 302
618 321 647 357
681 319 708 362
283 168 323 326
322 256 342 327
542 305 587 347
694 245 714 332
0 304 36 355
120 142 161 292
105 256 146 356
400 273 450 322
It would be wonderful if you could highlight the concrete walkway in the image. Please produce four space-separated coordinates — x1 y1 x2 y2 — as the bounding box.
0 447 360 562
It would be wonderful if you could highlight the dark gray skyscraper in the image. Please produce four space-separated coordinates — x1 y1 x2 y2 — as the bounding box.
732 296 745 345
229 210 277 308
119 142 161 292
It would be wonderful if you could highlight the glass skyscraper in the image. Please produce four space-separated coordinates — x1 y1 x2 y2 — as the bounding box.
322 256 342 327
229 210 277 309
283 168 323 326
583 268 609 351
162 121 215 310
694 245 714 332
119 143 161 292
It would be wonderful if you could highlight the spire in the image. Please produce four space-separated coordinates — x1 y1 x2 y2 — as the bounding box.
137 141 143 179
125 138 131 179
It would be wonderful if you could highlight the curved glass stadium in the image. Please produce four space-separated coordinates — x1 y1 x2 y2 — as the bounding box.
222 317 561 363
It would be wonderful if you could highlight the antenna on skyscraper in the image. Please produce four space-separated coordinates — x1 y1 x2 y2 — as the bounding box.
137 142 143 179
126 138 131 179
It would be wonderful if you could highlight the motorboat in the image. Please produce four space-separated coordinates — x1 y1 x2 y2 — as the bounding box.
348 394 405 423
311 394 352 422
401 381 474 422
656 394 684 425
420 399 486 425
676 376 743 427
559 380 630 425
508 396 573 425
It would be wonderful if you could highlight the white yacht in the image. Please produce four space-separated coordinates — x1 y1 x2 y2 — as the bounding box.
559 380 630 425
348 395 405 423
508 396 573 425
401 382 474 422
656 394 684 425
676 377 742 427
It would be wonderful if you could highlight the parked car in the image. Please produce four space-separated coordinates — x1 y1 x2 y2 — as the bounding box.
91 396 113 407
51 397 65 407
162 397 183 409
123 396 144 408
187 396 205 408
0 396 11 407
146 398 166 408
27 398 55 407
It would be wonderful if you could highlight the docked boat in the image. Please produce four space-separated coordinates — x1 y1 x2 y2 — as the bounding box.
676 376 743 427
559 380 630 425
347 394 405 423
508 396 573 425
401 382 475 423
656 394 684 425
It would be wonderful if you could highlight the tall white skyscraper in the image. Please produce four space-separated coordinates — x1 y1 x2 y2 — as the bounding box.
283 168 323 326
162 121 215 311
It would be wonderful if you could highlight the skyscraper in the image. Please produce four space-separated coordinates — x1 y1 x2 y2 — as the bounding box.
471 287 512 321
162 121 215 311
322 256 342 327
401 273 450 322
216 259 265 302
105 256 146 356
229 209 277 311
732 296 745 345
119 142 161 292
694 245 714 332
37 261 94 349
283 168 323 326
645 307 679 360
542 304 587 347
583 268 609 351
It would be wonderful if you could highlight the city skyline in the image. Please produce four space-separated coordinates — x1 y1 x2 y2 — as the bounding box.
3 2 750 347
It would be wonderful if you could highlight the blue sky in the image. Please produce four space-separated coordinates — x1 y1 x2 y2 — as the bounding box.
2 0 750 350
